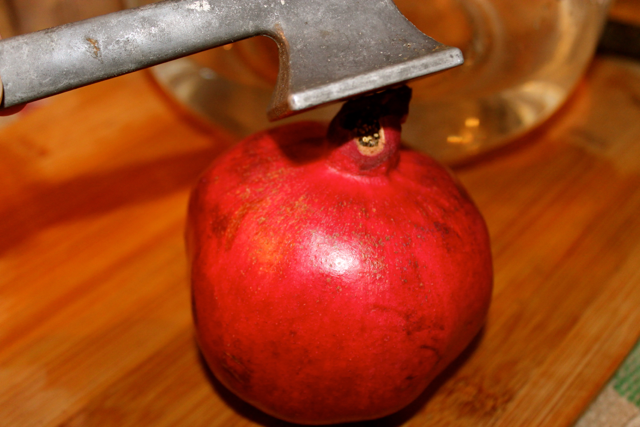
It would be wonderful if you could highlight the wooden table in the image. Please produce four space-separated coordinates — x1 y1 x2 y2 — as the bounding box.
2 51 640 426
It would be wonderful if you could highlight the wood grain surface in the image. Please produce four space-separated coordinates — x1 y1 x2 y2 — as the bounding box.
1 53 640 426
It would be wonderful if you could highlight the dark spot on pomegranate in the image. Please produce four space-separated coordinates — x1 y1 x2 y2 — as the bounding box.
208 204 229 240
220 352 252 386
403 311 429 336
433 221 449 233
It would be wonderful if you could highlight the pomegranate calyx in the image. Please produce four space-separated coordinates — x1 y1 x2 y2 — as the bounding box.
326 85 412 176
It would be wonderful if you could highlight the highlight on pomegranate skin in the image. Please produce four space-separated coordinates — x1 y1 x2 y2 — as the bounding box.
186 86 493 425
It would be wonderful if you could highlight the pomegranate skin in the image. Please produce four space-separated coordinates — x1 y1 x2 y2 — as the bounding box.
187 100 492 424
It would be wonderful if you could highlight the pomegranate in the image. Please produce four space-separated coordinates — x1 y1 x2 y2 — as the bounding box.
186 86 492 425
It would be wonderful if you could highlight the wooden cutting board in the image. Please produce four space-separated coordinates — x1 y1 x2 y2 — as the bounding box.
1 53 640 426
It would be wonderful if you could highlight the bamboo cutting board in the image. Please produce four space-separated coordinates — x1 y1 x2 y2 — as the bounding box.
1 54 640 426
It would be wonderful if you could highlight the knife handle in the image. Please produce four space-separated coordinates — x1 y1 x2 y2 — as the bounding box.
0 0 270 109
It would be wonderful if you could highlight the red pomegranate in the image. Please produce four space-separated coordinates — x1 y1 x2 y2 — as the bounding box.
186 86 492 425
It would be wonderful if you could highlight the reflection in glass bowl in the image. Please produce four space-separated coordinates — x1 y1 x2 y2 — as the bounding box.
131 0 611 164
